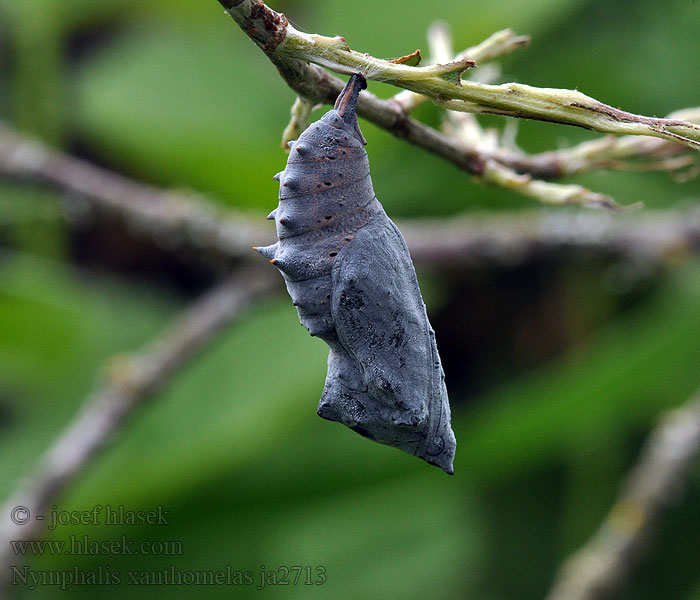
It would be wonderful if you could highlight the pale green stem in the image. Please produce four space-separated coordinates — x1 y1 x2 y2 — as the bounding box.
481 160 640 211
392 27 530 113
274 23 700 150
280 96 317 149
426 24 629 210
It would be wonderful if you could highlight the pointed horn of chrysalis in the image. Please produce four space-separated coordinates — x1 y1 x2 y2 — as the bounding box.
253 243 278 260
268 256 291 273
333 73 367 145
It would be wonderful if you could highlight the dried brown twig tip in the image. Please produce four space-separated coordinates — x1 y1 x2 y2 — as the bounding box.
389 49 422 66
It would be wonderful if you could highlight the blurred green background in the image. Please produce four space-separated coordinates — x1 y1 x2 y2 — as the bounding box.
1 0 700 598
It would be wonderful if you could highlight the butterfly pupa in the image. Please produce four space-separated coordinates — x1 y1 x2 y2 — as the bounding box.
256 74 456 474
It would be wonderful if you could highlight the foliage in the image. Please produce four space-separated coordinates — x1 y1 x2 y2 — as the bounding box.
1 0 699 598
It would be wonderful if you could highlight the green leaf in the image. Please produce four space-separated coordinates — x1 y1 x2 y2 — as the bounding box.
457 262 700 484
73 25 295 210
0 252 181 493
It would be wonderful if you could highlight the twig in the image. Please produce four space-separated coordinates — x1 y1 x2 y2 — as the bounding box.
392 26 530 114
214 0 699 210
485 107 700 181
398 208 700 267
0 123 267 260
280 95 318 149
480 161 639 211
0 268 279 589
218 0 700 150
544 389 700 600
427 23 636 211
3 123 700 267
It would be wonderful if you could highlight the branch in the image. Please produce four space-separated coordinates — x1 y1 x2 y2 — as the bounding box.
498 135 700 182
426 23 636 211
211 2 546 181
455 106 700 182
218 0 700 150
0 123 267 260
544 389 700 600
3 123 700 268
392 26 531 114
398 208 700 267
215 0 699 211
0 269 279 588
394 26 698 182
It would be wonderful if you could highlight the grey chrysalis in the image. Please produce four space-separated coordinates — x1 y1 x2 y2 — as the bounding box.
255 74 456 474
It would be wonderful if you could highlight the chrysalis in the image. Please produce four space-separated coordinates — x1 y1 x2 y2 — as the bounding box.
255 74 456 474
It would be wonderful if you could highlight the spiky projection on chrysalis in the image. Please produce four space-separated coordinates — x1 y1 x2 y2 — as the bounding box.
255 74 456 474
